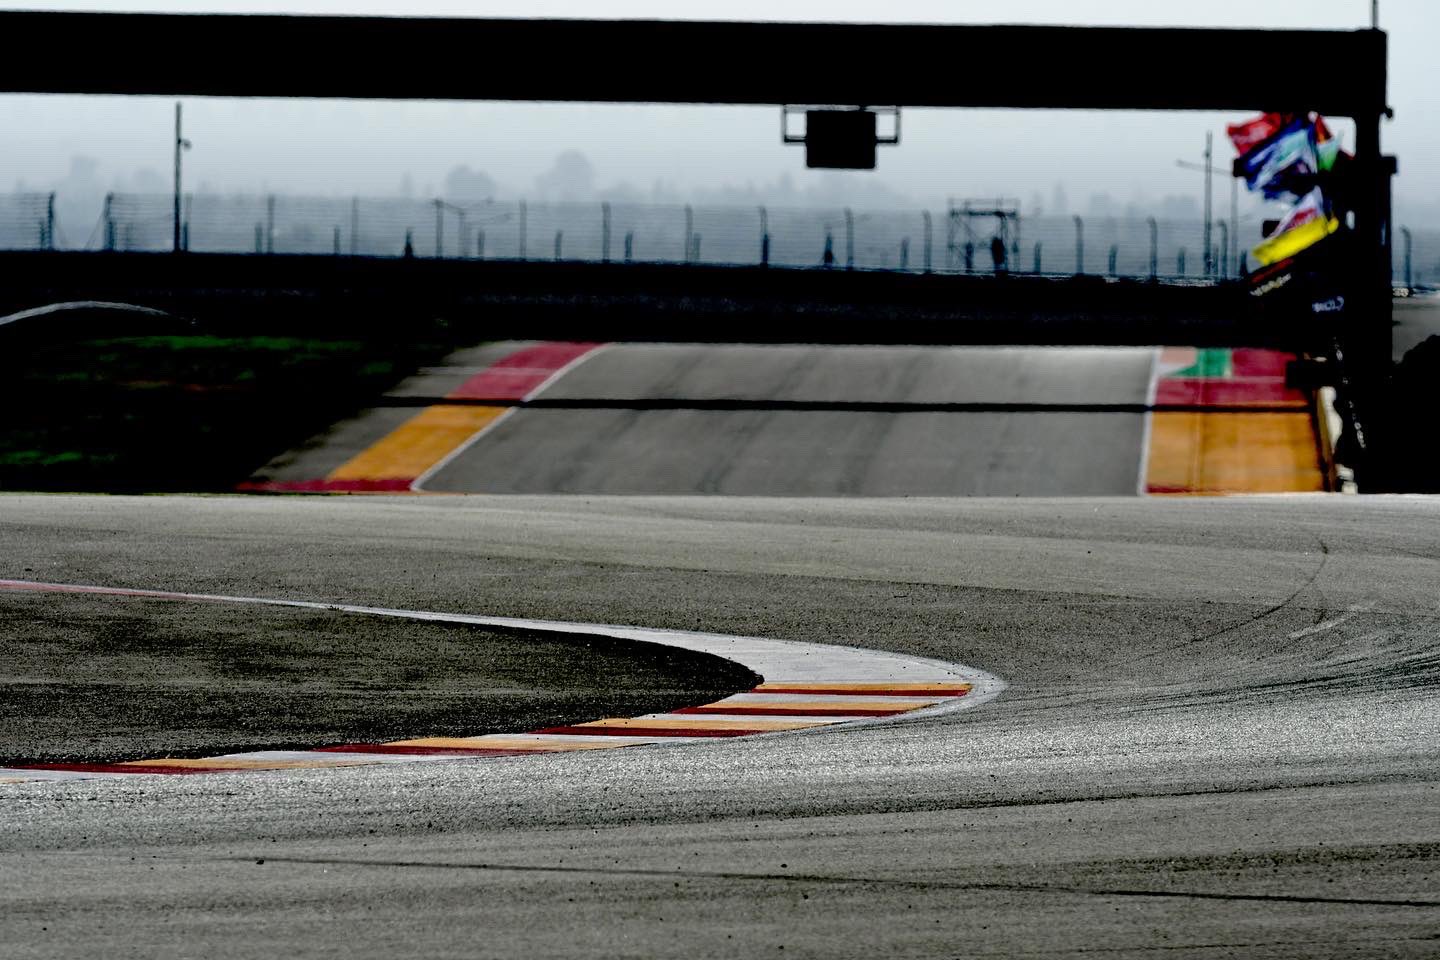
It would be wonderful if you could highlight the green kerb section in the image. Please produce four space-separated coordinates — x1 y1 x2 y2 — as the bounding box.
1169 348 1233 380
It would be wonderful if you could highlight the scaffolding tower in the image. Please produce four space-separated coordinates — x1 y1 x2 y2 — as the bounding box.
947 199 1021 273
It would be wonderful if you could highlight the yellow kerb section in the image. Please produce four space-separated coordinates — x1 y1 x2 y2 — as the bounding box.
573 717 827 732
753 682 972 695
1147 411 1325 494
697 699 933 713
326 405 506 483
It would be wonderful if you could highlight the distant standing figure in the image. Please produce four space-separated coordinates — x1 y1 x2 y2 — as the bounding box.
822 233 835 268
403 229 415 258
991 235 1007 274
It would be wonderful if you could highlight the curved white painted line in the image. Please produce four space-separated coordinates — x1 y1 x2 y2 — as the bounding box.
0 579 1005 783
0 300 177 331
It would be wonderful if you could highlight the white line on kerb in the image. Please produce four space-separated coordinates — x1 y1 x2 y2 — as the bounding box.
1136 346 1161 496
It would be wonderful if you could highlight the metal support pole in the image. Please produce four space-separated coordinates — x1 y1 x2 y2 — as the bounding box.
1033 241 1042 274
1177 248 1186 276
333 226 341 255
1107 244 1118 276
691 234 701 262
684 205 693 263
1202 131 1213 276
1217 221 1229 277
457 210 468 258
899 237 910 271
1073 215 1084 274
518 200 527 259
1147 217 1158 279
624 231 634 262
476 228 485 260
844 207 854 270
103 193 114 251
350 196 359 255
601 201 611 263
554 230 563 260
1400 226 1412 290
173 102 182 252
433 199 443 258
1229 175 1239 278
254 224 263 253
44 193 55 250
265 195 275 254
922 210 932 274
758 205 768 265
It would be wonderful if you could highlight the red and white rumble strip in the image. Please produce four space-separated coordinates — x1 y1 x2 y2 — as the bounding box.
0 579 1005 783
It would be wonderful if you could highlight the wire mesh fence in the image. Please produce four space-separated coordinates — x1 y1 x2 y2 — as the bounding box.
0 193 55 251
5 191 1439 287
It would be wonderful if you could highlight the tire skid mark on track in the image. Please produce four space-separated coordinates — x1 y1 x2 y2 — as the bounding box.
0 579 1004 782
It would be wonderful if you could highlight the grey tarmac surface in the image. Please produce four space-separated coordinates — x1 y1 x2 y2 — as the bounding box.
422 344 1155 495
1394 292 1440 360
1 493 1438 958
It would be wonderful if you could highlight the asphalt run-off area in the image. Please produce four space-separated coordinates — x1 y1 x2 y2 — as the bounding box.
2 493 1437 958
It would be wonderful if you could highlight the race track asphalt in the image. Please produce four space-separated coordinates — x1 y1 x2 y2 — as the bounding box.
2 493 1437 958
420 344 1155 495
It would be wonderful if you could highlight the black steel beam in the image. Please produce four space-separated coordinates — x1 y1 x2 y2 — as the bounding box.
0 12 1387 117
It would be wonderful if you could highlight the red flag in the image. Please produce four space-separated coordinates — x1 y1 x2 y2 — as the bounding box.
1227 112 1296 155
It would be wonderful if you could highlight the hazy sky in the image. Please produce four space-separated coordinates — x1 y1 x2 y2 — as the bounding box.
4 1 1438 222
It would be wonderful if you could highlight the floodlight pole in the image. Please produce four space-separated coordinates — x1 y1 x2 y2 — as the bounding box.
1202 132 1213 276
1177 156 1237 278
172 101 191 253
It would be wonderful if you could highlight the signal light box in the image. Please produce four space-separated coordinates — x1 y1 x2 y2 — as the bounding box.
805 109 877 169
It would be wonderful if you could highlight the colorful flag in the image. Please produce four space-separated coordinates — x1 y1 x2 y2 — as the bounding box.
1241 117 1318 200
1252 189 1338 266
1227 113 1295 156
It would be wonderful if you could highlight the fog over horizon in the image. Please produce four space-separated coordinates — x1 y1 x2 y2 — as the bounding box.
5 0 1439 239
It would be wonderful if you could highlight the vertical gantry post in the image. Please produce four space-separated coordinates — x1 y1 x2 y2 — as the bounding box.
1344 93 1395 486
684 204 694 263
758 205 769 266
